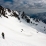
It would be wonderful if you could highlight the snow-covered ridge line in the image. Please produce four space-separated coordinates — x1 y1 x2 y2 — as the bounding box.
0 5 45 24
0 5 46 34
0 5 46 46
0 5 19 19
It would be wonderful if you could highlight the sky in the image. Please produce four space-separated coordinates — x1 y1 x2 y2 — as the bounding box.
0 0 46 14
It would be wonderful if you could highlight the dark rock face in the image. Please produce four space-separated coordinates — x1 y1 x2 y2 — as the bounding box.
35 19 39 22
25 16 30 23
18 16 20 20
13 12 18 17
0 5 6 17
26 19 30 23
31 21 32 23
7 8 11 12
12 11 20 20
21 11 25 19
0 5 8 18
21 11 30 23
0 5 4 14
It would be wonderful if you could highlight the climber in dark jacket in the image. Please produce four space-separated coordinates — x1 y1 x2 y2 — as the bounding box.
2 32 5 39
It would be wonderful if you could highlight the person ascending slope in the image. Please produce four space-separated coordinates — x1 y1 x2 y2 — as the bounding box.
2 32 5 39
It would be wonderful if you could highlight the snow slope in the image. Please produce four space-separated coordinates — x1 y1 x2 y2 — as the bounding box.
0 16 46 46
0 6 46 46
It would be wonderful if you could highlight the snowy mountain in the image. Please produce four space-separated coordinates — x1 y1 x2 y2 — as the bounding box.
30 12 46 24
0 5 46 46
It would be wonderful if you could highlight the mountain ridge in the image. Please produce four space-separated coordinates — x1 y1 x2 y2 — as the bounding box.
0 5 46 46
0 5 46 34
29 12 46 24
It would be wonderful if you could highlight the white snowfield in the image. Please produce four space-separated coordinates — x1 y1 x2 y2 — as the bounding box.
0 10 46 46
0 16 46 46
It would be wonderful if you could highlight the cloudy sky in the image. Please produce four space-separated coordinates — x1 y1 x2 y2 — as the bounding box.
0 0 46 14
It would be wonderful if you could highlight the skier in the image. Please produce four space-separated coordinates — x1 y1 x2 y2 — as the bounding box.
2 32 5 39
21 29 23 32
